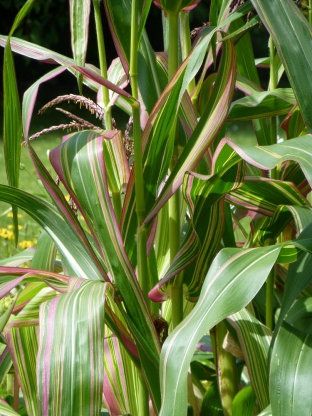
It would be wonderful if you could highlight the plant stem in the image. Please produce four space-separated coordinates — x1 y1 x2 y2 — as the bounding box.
130 2 149 413
168 12 184 328
180 12 195 96
92 0 112 130
14 376 19 412
211 322 238 416
309 0 312 25
138 370 150 416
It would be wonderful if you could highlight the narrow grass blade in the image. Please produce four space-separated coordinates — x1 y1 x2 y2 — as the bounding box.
69 0 91 92
3 40 22 241
0 248 35 267
0 185 105 281
0 347 13 386
144 34 236 223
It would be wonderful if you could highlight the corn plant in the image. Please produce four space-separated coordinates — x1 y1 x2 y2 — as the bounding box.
1 0 312 415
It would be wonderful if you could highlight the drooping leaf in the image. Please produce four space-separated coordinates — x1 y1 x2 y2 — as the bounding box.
159 245 282 416
22 66 67 140
227 88 295 121
49 131 161 410
0 184 106 281
218 136 312 189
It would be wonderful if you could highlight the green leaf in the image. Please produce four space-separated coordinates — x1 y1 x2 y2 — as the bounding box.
232 386 257 416
270 321 312 416
159 245 281 416
69 0 91 92
144 32 236 223
3 39 22 241
0 399 20 416
251 0 312 132
149 145 244 301
227 88 295 121
0 184 105 281
221 136 312 189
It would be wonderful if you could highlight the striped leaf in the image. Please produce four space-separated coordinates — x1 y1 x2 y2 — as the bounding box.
0 248 35 267
227 308 272 410
159 245 282 416
218 136 312 188
0 36 101 92
0 399 20 416
101 130 130 197
227 88 295 121
37 278 109 416
149 145 244 301
104 0 164 116
228 177 308 217
143 32 236 224
0 184 106 281
69 0 91 91
3 232 58 415
49 130 161 410
3 39 22 241
0 347 13 386
22 66 67 140
251 0 312 132
103 333 139 416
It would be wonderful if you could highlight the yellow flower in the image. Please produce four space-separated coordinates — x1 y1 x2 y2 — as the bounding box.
18 240 34 249
6 212 23 218
7 225 23 230
0 228 14 240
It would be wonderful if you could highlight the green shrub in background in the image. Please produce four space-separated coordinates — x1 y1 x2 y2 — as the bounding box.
1 0 312 415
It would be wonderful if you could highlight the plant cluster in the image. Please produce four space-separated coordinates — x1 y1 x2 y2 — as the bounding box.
1 0 312 415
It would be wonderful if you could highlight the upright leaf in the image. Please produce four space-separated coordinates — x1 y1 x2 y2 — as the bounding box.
270 322 312 416
69 0 91 91
251 0 312 132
